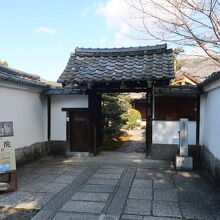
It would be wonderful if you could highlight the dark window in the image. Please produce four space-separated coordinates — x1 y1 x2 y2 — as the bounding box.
154 96 196 121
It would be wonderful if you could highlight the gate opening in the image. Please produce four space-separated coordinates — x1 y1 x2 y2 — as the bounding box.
101 92 147 154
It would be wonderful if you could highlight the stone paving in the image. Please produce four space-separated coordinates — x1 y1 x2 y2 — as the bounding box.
0 154 219 220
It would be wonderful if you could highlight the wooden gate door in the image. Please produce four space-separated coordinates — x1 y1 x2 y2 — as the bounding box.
70 109 89 152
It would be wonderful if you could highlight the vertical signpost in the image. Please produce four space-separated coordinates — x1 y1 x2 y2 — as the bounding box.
176 118 193 170
0 122 17 192
146 81 153 157
179 118 188 156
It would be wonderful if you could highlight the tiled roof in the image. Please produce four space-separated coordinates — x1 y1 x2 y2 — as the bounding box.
45 86 86 95
58 44 174 85
199 71 220 88
176 56 220 83
0 65 49 88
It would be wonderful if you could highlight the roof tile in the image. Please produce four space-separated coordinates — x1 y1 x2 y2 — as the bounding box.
58 44 174 85
0 65 49 88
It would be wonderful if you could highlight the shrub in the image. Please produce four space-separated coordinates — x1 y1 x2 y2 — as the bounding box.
126 109 142 129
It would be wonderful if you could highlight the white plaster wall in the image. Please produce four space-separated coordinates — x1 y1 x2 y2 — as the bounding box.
51 95 88 140
200 79 220 160
0 85 47 149
153 120 196 145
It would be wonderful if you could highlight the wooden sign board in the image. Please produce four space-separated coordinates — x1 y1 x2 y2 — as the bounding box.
0 139 16 173
0 121 17 192
0 122 16 173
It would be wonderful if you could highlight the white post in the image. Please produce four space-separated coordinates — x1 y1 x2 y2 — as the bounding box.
176 118 193 170
179 118 188 156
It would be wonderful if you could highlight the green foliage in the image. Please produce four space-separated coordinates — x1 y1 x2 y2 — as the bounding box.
102 133 123 151
126 109 142 129
0 60 8 67
102 93 131 134
117 93 132 112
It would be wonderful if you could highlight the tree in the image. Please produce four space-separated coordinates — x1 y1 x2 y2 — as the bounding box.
102 93 131 134
0 60 8 67
126 0 220 63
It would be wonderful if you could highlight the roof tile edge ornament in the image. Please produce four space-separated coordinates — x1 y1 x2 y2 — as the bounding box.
199 70 220 88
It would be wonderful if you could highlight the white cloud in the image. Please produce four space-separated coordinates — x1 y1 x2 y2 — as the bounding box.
96 0 202 47
96 0 129 30
96 0 162 46
96 0 134 46
34 27 56 35
81 2 103 17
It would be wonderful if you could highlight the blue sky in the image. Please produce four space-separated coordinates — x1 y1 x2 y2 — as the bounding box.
1 0 203 81
0 0 149 81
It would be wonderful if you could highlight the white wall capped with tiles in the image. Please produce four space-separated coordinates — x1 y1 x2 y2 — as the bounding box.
51 95 88 140
153 120 196 145
200 78 220 160
0 83 47 149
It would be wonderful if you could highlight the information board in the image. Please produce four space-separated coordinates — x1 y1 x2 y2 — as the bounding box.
0 122 16 173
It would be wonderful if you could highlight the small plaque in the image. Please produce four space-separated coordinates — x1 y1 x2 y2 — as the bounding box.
0 122 14 137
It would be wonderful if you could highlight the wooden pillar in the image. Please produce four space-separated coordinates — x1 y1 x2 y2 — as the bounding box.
47 96 51 141
88 90 102 156
146 81 153 157
196 95 200 146
88 90 96 155
95 93 102 152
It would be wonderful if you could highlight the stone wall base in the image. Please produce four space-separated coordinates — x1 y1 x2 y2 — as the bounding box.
15 141 67 167
15 142 49 166
150 144 201 168
200 146 220 182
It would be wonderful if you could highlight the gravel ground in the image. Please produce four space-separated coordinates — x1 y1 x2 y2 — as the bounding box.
0 207 38 220
116 128 146 153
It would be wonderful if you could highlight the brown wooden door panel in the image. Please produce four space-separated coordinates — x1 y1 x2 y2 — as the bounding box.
70 110 89 152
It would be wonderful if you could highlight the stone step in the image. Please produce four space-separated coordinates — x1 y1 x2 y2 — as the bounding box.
0 182 8 191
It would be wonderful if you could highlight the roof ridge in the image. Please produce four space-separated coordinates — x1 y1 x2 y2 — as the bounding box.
74 44 170 57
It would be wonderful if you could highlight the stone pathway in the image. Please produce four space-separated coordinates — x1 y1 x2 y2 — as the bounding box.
117 129 146 153
0 155 219 220
0 207 38 220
